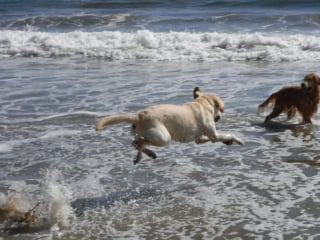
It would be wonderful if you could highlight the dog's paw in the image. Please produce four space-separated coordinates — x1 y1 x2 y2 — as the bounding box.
234 136 245 145
223 140 233 145
144 148 157 159
195 136 210 144
223 136 245 146
133 158 140 165
149 152 157 159
133 151 142 165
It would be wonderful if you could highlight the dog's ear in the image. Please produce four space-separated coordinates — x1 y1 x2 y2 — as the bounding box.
213 96 224 113
314 73 320 84
305 73 320 85
193 86 202 99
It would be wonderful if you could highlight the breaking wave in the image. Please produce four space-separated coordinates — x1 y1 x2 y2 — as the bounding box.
1 30 320 62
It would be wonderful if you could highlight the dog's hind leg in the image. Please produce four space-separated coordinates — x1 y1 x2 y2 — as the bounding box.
132 137 145 165
132 139 157 161
142 148 157 159
132 124 171 164
286 107 297 120
264 105 283 123
132 137 157 164
143 124 171 147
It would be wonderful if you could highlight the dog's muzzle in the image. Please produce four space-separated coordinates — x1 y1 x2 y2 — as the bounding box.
301 82 307 88
214 115 221 122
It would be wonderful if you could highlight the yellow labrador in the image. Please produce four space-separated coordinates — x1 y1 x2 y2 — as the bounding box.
96 87 244 164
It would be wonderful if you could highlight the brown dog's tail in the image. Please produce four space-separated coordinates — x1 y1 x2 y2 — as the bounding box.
96 114 138 131
258 93 277 111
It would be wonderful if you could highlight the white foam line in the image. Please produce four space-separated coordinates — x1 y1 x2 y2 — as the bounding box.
0 143 13 153
1 30 320 61
0 127 86 152
35 111 100 122
1 111 101 124
39 129 82 139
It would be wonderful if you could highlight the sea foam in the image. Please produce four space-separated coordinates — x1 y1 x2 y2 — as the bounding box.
1 30 320 61
42 169 75 230
0 143 12 153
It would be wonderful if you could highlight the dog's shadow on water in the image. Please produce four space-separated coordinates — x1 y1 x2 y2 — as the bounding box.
251 120 320 167
255 120 320 144
251 120 315 136
71 187 161 216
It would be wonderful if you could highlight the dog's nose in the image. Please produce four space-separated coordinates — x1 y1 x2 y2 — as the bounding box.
215 115 221 122
301 83 306 88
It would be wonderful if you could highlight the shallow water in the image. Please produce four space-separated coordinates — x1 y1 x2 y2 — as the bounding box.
2 0 320 239
1 58 320 239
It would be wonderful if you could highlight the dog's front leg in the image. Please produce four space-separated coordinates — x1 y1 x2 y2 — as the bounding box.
213 134 244 145
206 124 244 146
195 136 210 144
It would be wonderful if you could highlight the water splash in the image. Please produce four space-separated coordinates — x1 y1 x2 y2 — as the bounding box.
41 168 75 230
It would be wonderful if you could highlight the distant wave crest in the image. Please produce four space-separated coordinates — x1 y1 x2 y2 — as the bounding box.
0 14 134 31
1 30 320 62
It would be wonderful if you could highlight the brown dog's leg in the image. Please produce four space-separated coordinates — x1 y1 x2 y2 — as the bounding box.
286 107 297 120
302 118 312 124
265 105 283 123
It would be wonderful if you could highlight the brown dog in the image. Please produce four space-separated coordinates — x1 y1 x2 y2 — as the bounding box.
259 73 320 124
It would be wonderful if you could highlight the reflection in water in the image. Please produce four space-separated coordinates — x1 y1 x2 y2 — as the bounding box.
71 187 160 216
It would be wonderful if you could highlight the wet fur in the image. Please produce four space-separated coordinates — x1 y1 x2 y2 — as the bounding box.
259 73 320 124
96 87 244 164
0 194 38 225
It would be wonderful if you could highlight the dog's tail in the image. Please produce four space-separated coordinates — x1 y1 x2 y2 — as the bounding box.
96 114 138 131
258 93 276 112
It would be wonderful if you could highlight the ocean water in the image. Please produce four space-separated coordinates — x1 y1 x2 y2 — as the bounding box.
1 0 320 239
